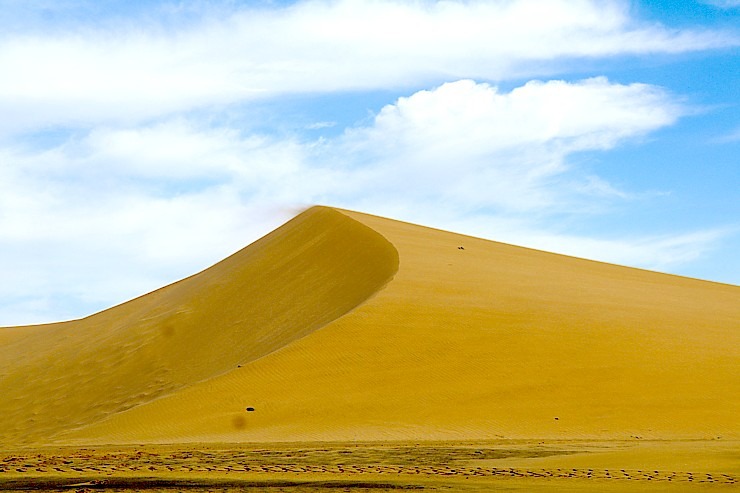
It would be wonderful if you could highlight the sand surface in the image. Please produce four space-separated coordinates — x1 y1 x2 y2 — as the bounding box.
0 441 736 491
1 206 737 489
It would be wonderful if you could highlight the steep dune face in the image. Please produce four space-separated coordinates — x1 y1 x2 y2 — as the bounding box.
58 208 739 445
0 207 399 446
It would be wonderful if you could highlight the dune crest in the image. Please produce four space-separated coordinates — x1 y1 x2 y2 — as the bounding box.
0 207 399 446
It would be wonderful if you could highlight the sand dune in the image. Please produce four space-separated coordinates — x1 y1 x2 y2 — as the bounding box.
1 206 738 448
0 207 397 446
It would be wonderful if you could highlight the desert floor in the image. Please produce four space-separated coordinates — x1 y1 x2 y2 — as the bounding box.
0 439 736 491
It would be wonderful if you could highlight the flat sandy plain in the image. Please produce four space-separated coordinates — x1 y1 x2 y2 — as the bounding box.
0 440 737 491
1 207 738 491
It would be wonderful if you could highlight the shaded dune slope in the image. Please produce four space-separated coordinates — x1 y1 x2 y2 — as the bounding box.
61 208 739 445
0 207 399 446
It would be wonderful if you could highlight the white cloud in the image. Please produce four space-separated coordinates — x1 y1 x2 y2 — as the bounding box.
1 76 723 325
483 228 730 272
703 0 740 8
713 126 740 143
331 78 683 213
306 121 337 130
0 0 736 133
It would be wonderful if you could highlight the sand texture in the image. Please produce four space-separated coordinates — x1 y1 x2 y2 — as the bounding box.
1 206 738 490
0 441 736 491
0 207 398 446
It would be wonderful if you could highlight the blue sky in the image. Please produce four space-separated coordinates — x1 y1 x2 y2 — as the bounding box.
0 0 738 325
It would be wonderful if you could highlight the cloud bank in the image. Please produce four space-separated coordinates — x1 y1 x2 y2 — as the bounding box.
0 0 736 133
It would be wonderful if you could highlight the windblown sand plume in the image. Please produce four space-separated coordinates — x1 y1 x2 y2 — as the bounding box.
0 206 738 447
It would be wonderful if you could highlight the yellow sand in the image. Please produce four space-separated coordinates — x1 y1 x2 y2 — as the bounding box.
2 441 736 490
0 207 397 446
0 206 738 448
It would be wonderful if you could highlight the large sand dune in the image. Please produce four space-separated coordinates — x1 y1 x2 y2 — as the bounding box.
1 206 737 448
0 207 397 446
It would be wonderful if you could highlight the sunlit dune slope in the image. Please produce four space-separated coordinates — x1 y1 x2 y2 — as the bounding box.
0 207 398 446
52 207 739 445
